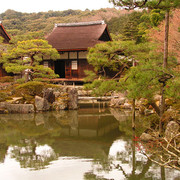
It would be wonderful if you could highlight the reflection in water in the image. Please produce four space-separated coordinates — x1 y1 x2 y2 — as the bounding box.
0 108 179 180
8 143 58 170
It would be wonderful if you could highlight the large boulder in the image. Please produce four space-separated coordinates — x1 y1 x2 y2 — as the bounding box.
43 88 55 104
0 108 8 114
165 121 179 141
35 96 50 111
68 88 78 110
109 92 127 107
52 97 68 110
6 104 34 113
110 97 126 107
0 102 8 109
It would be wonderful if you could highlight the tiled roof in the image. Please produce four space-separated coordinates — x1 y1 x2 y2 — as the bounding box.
46 21 111 51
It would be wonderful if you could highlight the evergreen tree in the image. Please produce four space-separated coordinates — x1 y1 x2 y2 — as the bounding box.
86 37 178 131
85 40 151 96
109 0 180 132
1 39 60 81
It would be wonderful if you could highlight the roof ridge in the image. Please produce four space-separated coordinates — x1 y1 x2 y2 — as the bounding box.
55 20 105 27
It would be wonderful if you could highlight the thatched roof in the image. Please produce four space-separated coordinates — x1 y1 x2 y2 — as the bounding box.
47 21 111 51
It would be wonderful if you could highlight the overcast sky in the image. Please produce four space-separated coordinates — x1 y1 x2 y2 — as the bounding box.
0 0 114 13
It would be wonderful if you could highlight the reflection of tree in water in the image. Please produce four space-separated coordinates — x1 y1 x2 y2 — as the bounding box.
84 172 109 180
9 139 58 170
0 143 8 163
0 110 113 170
84 139 153 180
84 127 155 180
0 112 63 170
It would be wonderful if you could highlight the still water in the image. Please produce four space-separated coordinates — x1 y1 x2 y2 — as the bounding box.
0 108 179 180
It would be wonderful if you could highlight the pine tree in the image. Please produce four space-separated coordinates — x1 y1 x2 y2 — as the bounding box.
1 39 60 81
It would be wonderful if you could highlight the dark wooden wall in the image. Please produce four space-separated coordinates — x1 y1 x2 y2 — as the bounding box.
0 64 8 77
78 59 94 78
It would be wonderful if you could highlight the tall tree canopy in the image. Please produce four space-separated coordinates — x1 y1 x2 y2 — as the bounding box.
109 0 180 9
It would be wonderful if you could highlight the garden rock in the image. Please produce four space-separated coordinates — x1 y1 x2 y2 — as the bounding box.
35 96 50 111
140 133 154 142
0 102 8 109
68 88 78 110
165 121 179 141
6 104 34 113
43 88 55 104
52 98 68 110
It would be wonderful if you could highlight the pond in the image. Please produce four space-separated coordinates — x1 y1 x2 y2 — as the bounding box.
0 107 179 180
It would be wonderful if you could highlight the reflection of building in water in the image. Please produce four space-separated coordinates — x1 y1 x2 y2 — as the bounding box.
59 110 119 137
1 109 180 180
0 108 124 138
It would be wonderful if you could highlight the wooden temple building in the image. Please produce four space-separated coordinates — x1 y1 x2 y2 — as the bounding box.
46 20 111 84
0 22 11 77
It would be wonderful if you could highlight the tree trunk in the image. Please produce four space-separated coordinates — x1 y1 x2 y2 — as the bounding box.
132 98 135 129
132 129 136 175
159 9 170 134
132 60 136 130
149 101 160 116
161 166 166 180
163 9 170 69
159 85 165 134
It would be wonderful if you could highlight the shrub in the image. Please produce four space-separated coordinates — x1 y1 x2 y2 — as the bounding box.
0 92 8 102
15 81 45 97
33 78 50 83
16 78 26 84
0 76 14 83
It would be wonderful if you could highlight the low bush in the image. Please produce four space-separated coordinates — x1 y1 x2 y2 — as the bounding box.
0 76 14 83
15 81 45 97
0 92 8 102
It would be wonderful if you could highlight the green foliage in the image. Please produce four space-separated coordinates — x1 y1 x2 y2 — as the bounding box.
15 81 45 97
150 9 165 26
0 36 4 43
146 0 180 9
31 65 59 79
120 52 179 101
107 11 144 43
1 39 60 80
109 1 179 43
107 15 129 35
0 8 122 36
109 0 180 9
122 11 143 43
142 114 160 130
0 92 8 102
137 9 165 42
86 39 154 97
0 76 14 83
87 40 151 75
16 78 26 84
87 41 125 74
120 63 161 100
87 37 179 105
107 9 166 43
10 31 45 44
84 79 118 96
84 70 97 82
165 74 180 100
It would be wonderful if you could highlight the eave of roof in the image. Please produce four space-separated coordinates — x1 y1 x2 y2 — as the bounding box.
0 23 11 42
55 20 105 27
